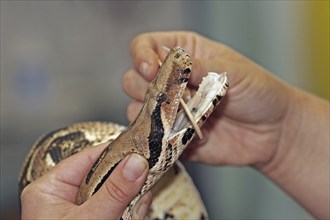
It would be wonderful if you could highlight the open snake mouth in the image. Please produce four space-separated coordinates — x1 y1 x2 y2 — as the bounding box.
170 72 228 138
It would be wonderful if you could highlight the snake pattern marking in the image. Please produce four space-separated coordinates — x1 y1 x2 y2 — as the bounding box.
19 47 229 219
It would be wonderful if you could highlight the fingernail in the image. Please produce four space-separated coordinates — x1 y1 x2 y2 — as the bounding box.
137 203 149 219
134 191 152 219
139 62 150 78
123 154 148 181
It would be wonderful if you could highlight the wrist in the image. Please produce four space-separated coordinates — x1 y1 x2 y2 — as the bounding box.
256 85 302 178
257 86 330 219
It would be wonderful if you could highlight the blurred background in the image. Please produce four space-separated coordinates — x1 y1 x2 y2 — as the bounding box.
1 1 329 219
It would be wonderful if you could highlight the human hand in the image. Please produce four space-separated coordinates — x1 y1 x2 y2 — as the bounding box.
20 143 152 219
123 31 293 167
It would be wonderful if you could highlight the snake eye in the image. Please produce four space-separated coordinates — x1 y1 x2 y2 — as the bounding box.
156 92 167 102
182 68 191 74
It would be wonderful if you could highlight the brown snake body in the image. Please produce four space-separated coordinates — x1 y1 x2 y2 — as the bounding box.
19 47 228 219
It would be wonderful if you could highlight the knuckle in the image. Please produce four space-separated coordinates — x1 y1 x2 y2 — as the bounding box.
181 30 198 39
105 179 131 205
20 181 45 203
187 30 197 36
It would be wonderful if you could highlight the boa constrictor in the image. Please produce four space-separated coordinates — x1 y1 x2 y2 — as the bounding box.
19 47 229 219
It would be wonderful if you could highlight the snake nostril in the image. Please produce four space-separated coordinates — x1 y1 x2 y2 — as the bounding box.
174 53 180 59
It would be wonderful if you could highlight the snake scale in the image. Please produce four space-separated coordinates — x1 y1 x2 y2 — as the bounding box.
19 47 229 219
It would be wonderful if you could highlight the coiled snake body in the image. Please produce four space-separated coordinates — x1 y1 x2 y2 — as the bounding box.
19 47 228 219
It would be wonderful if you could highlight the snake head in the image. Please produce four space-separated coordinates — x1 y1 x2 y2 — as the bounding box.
146 46 192 132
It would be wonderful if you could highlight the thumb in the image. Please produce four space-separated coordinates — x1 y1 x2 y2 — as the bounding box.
81 153 149 219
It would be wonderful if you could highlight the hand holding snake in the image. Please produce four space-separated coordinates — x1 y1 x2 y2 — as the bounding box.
125 31 329 219
21 143 151 219
126 31 291 167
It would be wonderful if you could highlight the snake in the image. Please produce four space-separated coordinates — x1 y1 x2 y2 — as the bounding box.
18 47 229 219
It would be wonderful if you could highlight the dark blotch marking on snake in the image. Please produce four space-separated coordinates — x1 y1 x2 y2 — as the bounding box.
201 115 207 121
19 127 68 194
34 128 59 153
36 127 67 149
157 92 167 102
182 127 195 145
50 131 84 146
45 131 88 163
86 144 111 184
212 94 223 107
46 146 63 164
178 77 189 84
148 92 166 168
174 53 181 59
200 213 206 220
164 212 175 219
92 161 120 195
163 144 173 171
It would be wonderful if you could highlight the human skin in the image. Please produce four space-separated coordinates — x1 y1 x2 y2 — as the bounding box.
20 143 152 219
123 31 329 219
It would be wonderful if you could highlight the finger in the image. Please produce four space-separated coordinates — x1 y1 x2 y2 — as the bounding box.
82 153 149 219
127 101 143 122
130 33 160 81
133 191 153 219
131 32 230 87
122 69 149 101
130 31 193 81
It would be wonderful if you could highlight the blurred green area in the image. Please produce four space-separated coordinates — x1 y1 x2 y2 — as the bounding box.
307 1 329 100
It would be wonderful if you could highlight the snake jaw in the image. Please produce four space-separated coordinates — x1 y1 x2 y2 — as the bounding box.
171 72 228 137
159 72 229 172
151 51 228 174
142 72 228 195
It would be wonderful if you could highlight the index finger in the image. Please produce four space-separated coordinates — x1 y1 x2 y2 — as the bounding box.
130 31 195 81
